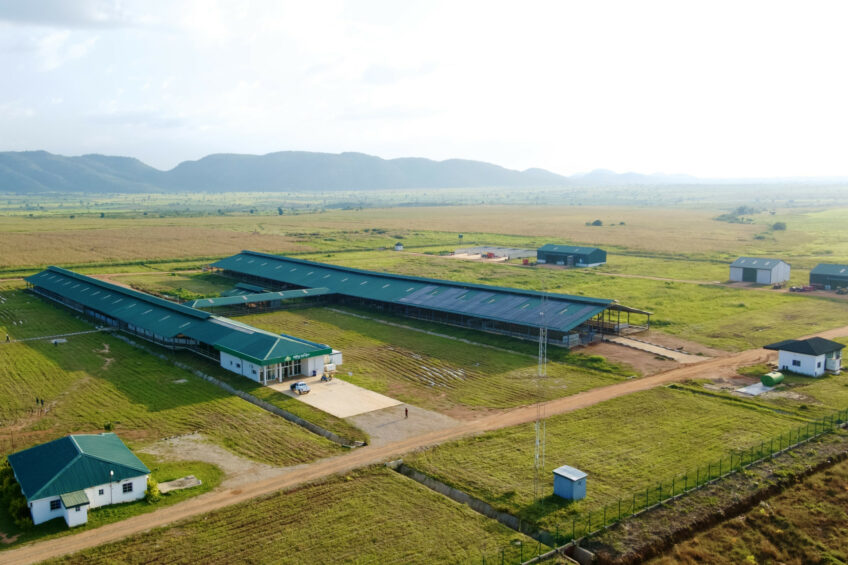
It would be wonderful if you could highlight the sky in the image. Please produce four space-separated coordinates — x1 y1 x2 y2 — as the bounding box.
1 0 848 177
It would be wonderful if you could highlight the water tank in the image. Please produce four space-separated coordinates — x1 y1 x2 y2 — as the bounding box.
761 371 784 386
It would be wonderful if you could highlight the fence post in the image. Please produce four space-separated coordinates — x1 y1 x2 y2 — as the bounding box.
684 473 688 491
572 518 575 541
719 458 722 476
632 492 636 515
672 476 675 497
696 467 699 486
618 498 621 521
646 486 649 508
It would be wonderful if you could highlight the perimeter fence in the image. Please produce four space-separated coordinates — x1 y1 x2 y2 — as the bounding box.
480 408 848 565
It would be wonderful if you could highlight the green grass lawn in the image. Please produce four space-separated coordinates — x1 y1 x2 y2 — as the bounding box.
0 455 222 551
405 387 807 531
0 282 341 466
113 272 236 300
49 467 538 565
238 307 631 414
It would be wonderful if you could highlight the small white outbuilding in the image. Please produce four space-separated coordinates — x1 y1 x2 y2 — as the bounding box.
764 337 844 377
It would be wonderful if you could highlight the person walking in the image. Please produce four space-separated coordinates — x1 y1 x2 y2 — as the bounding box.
404 407 408 419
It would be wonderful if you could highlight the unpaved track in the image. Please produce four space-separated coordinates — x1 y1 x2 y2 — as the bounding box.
6 327 848 564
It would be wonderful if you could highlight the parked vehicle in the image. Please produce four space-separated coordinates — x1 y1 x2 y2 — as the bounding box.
772 282 784 289
837 287 848 295
320 374 333 382
290 381 310 395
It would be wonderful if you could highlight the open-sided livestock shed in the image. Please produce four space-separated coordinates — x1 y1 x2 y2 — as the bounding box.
212 251 649 344
25 267 340 384
536 244 606 267
810 263 848 289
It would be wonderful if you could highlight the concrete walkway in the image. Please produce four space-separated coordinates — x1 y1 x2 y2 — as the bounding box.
606 336 706 364
346 404 459 447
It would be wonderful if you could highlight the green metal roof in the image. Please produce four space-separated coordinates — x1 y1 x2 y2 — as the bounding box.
810 263 848 277
7 433 149 501
26 267 331 365
537 244 603 255
60 490 90 508
235 282 267 293
213 251 613 333
187 287 332 309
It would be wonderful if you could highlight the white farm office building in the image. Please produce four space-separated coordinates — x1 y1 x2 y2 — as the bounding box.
729 257 790 285
7 433 150 527
764 337 844 377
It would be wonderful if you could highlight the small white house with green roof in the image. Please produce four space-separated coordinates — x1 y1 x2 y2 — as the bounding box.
7 433 149 528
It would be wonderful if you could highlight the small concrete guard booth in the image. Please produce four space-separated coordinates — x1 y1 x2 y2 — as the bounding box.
553 465 587 501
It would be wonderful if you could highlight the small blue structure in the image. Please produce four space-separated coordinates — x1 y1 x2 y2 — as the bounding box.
553 465 587 501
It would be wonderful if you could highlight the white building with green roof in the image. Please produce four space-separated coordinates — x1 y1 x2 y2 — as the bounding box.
7 433 150 527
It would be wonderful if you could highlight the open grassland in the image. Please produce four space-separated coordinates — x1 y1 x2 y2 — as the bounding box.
649 456 848 565
49 467 536 565
0 456 223 550
239 307 630 415
405 387 807 530
0 282 340 465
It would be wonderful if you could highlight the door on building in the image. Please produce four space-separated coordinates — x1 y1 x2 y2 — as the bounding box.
742 268 757 282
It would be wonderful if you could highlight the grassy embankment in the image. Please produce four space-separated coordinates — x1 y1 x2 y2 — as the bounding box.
48 467 537 565
405 386 813 531
649 455 848 564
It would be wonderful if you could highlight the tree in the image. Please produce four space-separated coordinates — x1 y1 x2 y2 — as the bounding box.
591 219 603 226
277 207 284 216
772 222 787 231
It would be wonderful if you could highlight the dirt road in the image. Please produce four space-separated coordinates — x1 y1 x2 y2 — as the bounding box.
6 327 848 564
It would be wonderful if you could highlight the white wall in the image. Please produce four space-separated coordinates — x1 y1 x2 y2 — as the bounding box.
84 475 148 509
220 351 262 382
729 266 743 282
29 474 148 526
774 262 791 283
63 504 88 527
778 351 825 377
305 356 324 377
756 269 772 284
330 350 343 366
29 497 64 525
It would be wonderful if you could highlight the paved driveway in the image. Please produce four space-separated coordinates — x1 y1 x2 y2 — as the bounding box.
269 376 401 418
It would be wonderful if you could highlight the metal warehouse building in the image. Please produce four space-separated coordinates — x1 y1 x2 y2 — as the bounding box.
212 251 649 345
26 267 341 384
536 244 607 268
810 263 848 289
729 257 790 285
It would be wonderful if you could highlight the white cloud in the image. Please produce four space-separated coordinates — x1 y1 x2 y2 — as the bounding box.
1 0 848 177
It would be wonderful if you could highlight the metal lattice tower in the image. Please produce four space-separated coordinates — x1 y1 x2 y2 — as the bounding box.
533 302 548 501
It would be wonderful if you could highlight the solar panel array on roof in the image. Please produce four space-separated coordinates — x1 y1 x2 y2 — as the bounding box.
537 244 602 255
25 267 330 365
213 251 613 333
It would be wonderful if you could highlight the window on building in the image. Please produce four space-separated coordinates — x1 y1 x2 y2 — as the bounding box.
76 507 80 512
817 361 822 368
122 482 133 493
50 499 61 510
792 360 801 367
98 489 104 495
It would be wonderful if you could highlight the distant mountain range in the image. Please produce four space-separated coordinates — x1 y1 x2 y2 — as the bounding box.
1 150 845 193
0 150 572 193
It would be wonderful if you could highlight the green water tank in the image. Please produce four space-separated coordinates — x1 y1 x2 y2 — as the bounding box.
761 371 784 386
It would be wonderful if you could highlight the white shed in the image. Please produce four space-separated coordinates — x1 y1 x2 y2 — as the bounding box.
764 337 844 377
729 257 790 284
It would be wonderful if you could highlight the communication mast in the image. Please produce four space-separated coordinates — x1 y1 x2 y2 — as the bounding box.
533 297 548 501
